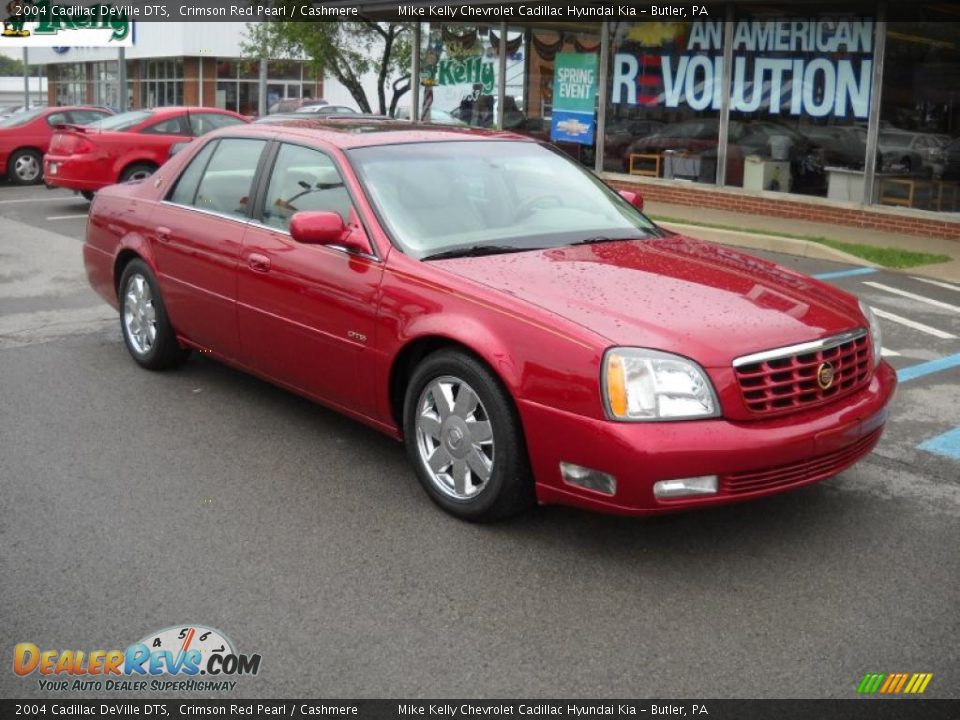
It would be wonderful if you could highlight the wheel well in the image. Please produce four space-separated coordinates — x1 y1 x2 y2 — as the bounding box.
113 249 141 297
389 336 487 428
120 160 158 179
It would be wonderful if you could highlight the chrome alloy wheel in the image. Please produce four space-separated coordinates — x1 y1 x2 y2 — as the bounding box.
13 154 40 182
126 168 152 181
415 376 495 500
123 273 158 355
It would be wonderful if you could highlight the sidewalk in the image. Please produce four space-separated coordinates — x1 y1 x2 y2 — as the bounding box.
645 201 960 283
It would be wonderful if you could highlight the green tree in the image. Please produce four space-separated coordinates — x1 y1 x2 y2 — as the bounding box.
243 21 412 115
0 54 25 76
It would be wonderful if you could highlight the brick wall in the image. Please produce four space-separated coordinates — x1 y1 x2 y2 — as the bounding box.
605 175 960 241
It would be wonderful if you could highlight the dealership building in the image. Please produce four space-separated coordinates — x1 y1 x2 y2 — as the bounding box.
26 22 342 116
25 6 960 239
388 4 960 239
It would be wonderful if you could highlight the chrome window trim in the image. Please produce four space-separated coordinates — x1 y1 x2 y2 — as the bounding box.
160 200 254 227
159 202 381 264
732 329 869 368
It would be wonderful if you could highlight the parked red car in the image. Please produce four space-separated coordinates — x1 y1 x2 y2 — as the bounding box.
44 107 248 199
0 106 112 185
83 119 896 522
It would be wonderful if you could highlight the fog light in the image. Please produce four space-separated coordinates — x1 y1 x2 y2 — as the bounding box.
653 475 718 499
560 462 616 496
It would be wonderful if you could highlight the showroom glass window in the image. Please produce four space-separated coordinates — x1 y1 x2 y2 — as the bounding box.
604 20 725 180
722 5 876 200
417 23 600 168
141 59 184 107
878 15 960 213
53 64 86 106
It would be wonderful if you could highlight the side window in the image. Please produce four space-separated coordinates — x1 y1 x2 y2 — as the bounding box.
192 139 265 218
45 112 69 127
141 117 186 135
189 113 245 136
261 144 352 231
168 140 218 206
69 110 110 125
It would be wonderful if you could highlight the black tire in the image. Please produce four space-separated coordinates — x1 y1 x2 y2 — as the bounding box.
120 163 157 183
81 191 95 202
7 148 43 185
403 349 534 522
118 259 190 370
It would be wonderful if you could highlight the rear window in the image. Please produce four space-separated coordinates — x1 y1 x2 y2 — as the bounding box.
89 110 155 131
0 108 46 128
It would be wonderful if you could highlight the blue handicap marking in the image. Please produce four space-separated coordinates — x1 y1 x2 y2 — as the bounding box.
811 268 879 281
897 353 960 383
918 427 960 460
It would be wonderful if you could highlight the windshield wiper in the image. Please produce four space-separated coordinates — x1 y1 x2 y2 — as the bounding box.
421 245 541 261
568 233 652 247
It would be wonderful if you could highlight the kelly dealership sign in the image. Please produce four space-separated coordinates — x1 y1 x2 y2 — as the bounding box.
1 0 132 46
612 20 875 119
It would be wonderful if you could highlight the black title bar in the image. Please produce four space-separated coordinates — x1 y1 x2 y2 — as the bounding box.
10 0 944 23
3 700 960 720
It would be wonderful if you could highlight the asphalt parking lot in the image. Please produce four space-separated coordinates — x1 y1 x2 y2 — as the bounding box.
1 181 958 699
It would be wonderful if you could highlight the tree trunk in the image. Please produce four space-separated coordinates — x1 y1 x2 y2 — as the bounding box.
389 75 411 117
376 28 395 116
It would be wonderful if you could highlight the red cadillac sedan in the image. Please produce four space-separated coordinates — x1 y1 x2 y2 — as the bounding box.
44 106 248 199
0 105 113 185
83 119 896 522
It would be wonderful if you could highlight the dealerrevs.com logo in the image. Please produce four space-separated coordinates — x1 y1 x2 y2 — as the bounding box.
13 625 262 692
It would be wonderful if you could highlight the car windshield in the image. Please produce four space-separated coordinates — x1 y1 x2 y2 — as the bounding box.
88 110 154 131
348 140 658 259
0 107 46 128
880 132 911 148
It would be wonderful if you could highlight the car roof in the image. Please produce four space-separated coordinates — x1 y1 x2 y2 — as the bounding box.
231 117 529 149
139 106 236 115
42 105 108 113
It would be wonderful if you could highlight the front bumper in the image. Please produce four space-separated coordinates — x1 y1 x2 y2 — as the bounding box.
44 154 111 192
519 361 897 515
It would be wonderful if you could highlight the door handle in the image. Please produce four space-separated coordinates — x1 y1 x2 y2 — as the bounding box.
156 226 171 243
247 253 271 273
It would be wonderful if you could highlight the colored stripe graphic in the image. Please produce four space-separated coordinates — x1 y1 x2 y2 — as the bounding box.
857 672 933 694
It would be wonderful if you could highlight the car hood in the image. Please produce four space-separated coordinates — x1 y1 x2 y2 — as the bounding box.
432 235 864 367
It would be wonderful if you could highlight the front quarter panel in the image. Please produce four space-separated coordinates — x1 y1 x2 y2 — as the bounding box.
375 252 608 428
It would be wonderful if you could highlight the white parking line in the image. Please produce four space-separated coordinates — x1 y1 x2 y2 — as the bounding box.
871 307 957 339
46 214 88 221
0 197 85 205
912 277 960 293
881 348 901 357
863 281 960 314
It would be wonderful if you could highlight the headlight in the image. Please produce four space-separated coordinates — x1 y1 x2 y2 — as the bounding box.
602 348 720 421
859 299 883 367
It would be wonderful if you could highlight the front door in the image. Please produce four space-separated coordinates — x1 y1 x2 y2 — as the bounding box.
238 142 384 414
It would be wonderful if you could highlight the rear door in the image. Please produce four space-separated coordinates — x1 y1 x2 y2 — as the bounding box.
154 137 268 358
237 141 384 413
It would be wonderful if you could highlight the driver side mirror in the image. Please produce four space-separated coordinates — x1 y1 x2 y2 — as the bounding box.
289 211 372 255
618 189 644 212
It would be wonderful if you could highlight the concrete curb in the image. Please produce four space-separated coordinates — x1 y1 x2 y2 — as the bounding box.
657 221 881 268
